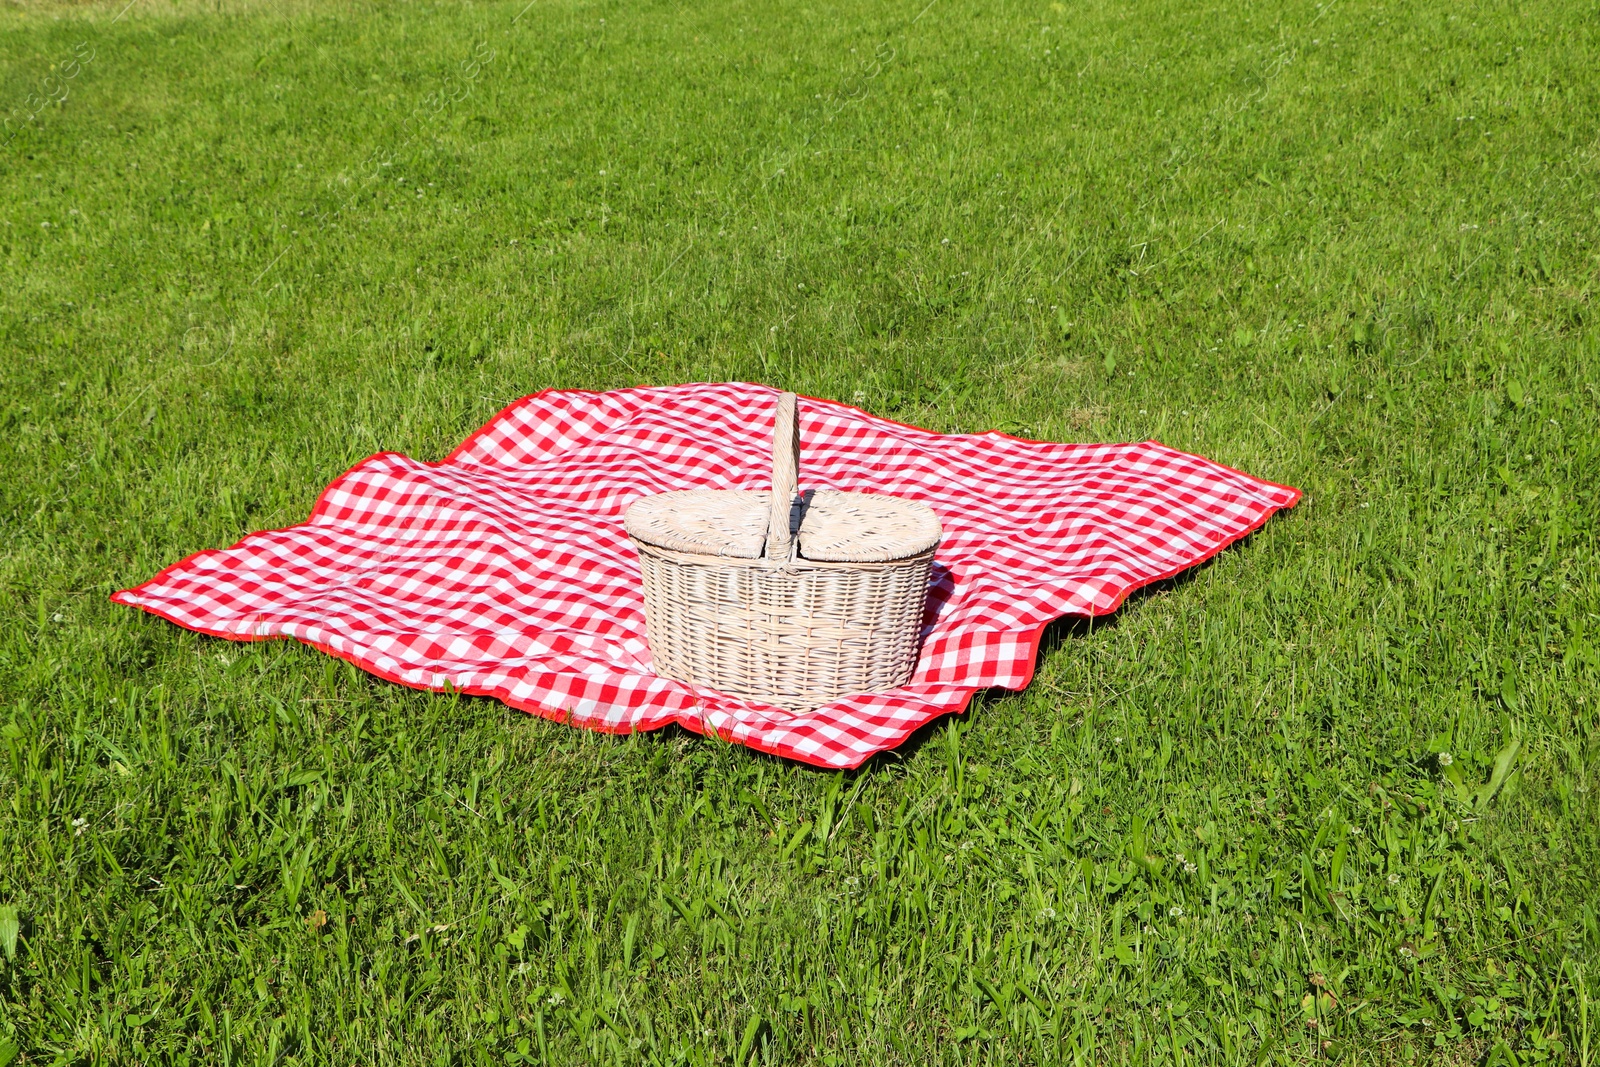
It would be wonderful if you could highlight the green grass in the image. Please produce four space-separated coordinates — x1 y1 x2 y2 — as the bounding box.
1 0 1598 1059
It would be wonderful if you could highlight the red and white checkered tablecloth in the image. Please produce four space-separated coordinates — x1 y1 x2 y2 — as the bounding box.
113 383 1299 768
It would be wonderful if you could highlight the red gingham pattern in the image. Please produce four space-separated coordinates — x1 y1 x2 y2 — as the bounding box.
112 383 1300 768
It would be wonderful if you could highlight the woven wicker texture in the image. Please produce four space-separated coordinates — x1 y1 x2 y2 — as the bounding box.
626 392 940 709
635 546 932 709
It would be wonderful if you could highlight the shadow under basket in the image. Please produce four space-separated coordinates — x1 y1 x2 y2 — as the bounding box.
625 392 941 711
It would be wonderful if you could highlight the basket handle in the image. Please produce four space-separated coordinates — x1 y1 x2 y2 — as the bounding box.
767 391 800 560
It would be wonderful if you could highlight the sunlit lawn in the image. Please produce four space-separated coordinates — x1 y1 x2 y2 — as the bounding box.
1 0 1597 1061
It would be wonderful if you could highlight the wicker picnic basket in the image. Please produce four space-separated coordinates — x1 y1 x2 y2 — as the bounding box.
625 392 941 710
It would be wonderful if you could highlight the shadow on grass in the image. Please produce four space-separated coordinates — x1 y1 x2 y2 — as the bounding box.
852 533 1245 774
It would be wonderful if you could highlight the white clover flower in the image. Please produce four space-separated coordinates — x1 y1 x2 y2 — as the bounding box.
1438 752 1453 767
1039 907 1056 920
1168 906 1183 918
1388 873 1401 885
1184 862 1198 874
72 817 88 836
547 991 565 1006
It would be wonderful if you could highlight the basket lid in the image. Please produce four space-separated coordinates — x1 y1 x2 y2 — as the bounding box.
625 489 770 559
624 488 940 563
795 489 941 562
623 392 940 564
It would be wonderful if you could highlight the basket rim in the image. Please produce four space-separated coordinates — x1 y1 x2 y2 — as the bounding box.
630 537 938 570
